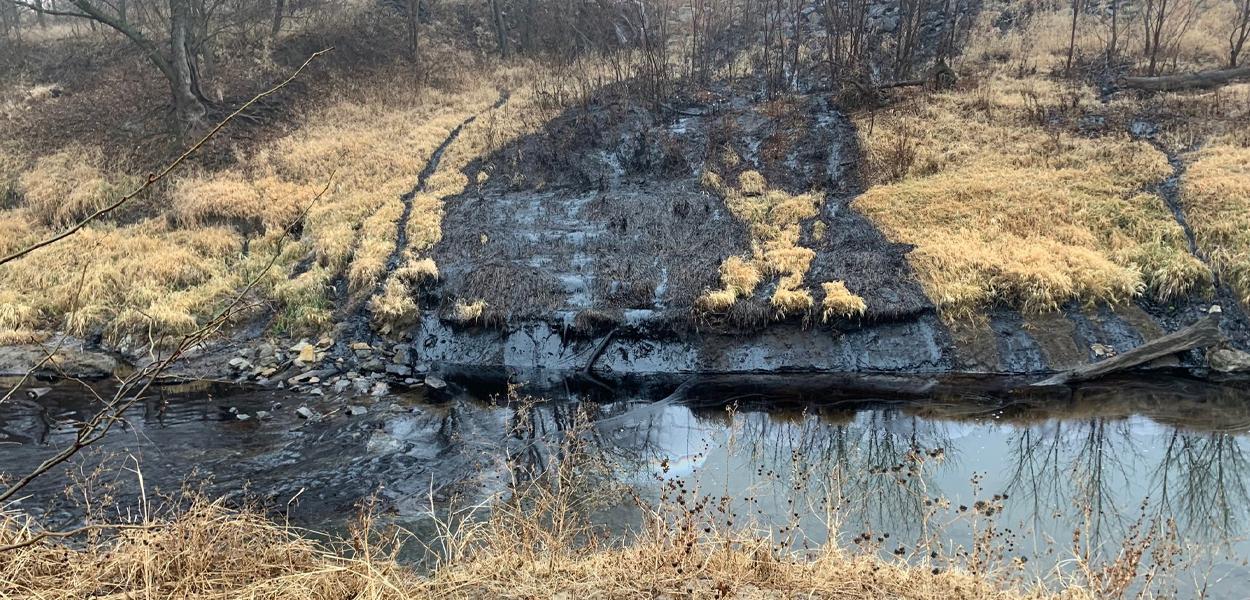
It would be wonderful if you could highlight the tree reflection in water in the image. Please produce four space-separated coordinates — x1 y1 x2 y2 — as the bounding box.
490 373 1250 594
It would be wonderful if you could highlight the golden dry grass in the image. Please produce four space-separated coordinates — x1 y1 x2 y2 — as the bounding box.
16 145 130 229
0 65 549 341
821 280 867 321
698 170 842 319
0 495 1094 600
1182 138 1250 305
853 78 1210 317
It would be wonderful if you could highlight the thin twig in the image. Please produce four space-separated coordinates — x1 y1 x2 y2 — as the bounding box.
0 47 333 267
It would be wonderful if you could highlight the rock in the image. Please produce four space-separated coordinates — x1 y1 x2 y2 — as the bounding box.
386 364 412 377
352 378 373 394
289 340 312 353
227 357 252 371
392 344 412 364
298 345 317 364
333 379 352 394
424 375 447 390
345 405 368 416
1209 347 1250 373
1090 343 1117 359
370 382 390 397
295 406 320 420
257 342 276 360
1209 304 1223 315
255 410 271 420
235 413 252 421
360 358 385 372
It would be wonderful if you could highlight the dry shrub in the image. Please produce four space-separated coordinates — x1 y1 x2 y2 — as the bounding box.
1182 138 1250 305
962 1 1231 76
854 83 1209 317
821 280 868 321
17 145 126 228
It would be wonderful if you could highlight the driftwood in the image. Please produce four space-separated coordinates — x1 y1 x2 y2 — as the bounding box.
1121 66 1250 92
1034 316 1223 386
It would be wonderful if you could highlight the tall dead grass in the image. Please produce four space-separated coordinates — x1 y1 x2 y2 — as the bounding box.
1182 136 1250 305
16 145 131 229
854 78 1210 317
0 64 552 340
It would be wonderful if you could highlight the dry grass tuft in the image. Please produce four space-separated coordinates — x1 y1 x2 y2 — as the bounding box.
1182 138 1250 305
699 170 823 318
16 145 128 228
449 299 488 324
821 280 868 321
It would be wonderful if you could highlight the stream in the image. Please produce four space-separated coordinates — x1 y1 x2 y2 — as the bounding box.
2 372 1249 597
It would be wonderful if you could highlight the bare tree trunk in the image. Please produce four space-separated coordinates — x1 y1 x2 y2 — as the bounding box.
489 0 509 59
34 0 44 27
169 0 207 137
1066 0 1081 76
1107 0 1119 63
1144 0 1169 76
406 0 420 63
270 0 285 39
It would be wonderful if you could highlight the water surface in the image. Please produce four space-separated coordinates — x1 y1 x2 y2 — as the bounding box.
2 372 1248 597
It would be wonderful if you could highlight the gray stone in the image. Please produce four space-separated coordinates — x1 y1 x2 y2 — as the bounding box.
424 375 447 390
386 364 412 377
392 344 412 364
370 382 390 397
235 413 252 421
333 379 352 394
360 358 385 372
345 405 368 416
1210 347 1250 373
352 378 373 394
295 406 319 420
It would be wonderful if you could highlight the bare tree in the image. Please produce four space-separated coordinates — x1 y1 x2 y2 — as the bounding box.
1231 0 1250 67
406 0 420 63
489 0 508 58
6 0 210 136
1141 0 1207 76
895 0 928 79
271 0 285 39
1066 0 1082 76
1106 0 1120 64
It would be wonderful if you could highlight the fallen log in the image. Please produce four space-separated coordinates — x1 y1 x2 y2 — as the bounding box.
1033 316 1222 386
1121 66 1250 92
